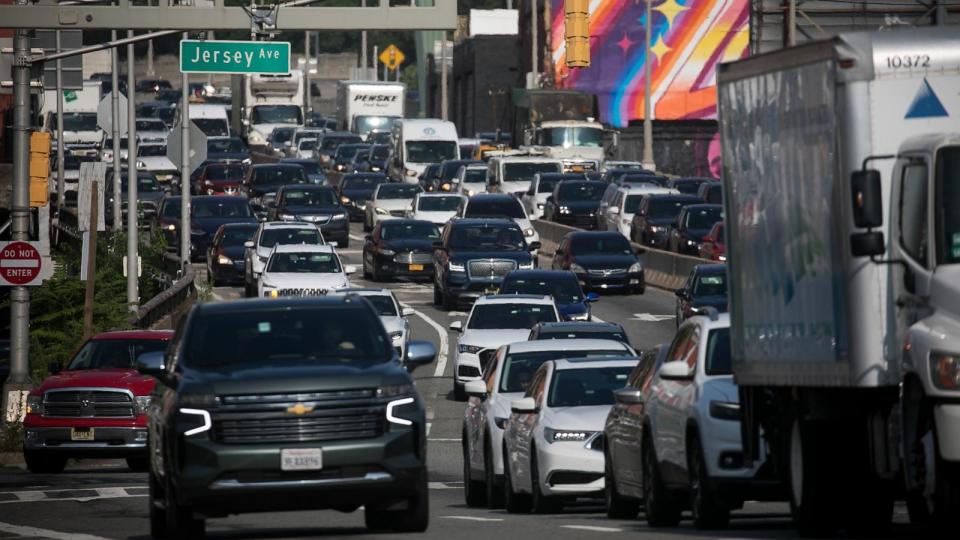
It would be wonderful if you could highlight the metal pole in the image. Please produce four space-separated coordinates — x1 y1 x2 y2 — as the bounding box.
531 0 538 86
127 31 138 312
147 0 155 77
785 0 796 47
440 34 448 121
55 31 66 212
82 180 98 339
361 0 368 72
936 0 947 24
373 45 378 81
111 30 122 231
304 31 311 114
180 32 191 269
3 8 34 423
207 31 214 87
641 0 655 171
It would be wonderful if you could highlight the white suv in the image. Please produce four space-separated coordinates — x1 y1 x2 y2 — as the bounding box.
461 339 636 508
258 244 355 298
642 311 775 529
449 295 560 401
598 184 677 237
243 221 326 297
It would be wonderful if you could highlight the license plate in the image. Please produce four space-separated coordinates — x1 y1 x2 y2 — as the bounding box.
281 448 323 471
484 286 499 295
70 427 94 441
409 264 424 271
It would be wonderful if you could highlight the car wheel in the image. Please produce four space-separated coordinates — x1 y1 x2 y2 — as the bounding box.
148 471 166 539
689 431 730 529
362 254 372 279
530 449 561 514
363 215 372 233
23 450 66 474
503 447 531 513
485 437 504 509
441 289 456 311
463 436 487 507
642 436 681 527
453 382 466 402
126 456 150 473
605 450 639 519
164 477 205 538
433 281 442 306
364 474 429 532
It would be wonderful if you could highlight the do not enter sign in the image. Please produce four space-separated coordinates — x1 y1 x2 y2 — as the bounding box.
0 241 47 286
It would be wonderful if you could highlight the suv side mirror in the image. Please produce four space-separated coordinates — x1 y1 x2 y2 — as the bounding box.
659 360 693 380
675 288 689 299
404 340 437 372
449 320 463 332
614 387 643 404
852 169 883 228
851 231 886 257
511 397 538 413
136 351 172 386
527 241 542 252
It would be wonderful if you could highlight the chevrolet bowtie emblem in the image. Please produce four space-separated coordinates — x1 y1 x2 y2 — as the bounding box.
287 403 314 415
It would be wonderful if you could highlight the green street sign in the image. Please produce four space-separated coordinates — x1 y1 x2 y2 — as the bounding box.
179 40 290 75
63 90 77 103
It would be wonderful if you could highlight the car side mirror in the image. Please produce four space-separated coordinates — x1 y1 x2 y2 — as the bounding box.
244 240 255 249
402 307 415 317
527 241 542 252
328 241 339 248
586 292 600 303
403 340 437 372
614 387 643 404
48 361 61 375
511 397 538 414
675 288 689 299
465 380 488 399
343 264 357 274
546 195 554 203
136 351 172 386
449 320 463 332
608 206 620 215
659 360 693 381
851 169 883 228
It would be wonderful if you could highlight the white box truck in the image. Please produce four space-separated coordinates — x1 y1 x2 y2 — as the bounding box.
387 119 459 184
242 70 304 151
40 80 103 156
718 26 960 535
335 81 405 140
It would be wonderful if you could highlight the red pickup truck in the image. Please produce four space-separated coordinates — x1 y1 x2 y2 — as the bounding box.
22 330 172 473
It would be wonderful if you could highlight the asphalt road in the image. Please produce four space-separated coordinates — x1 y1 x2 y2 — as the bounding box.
0 221 920 539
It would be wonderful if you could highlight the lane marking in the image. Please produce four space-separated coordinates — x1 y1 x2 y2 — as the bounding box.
349 233 365 242
428 438 460 442
591 313 606 323
629 313 675 322
401 302 449 378
0 522 110 540
426 422 432 437
441 516 504 522
0 486 145 505
428 482 460 490
560 525 623 533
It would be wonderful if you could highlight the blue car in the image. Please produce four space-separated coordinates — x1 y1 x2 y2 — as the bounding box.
279 158 327 185
498 269 599 321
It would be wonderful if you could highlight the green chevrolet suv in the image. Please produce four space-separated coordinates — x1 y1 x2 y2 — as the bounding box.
137 296 437 538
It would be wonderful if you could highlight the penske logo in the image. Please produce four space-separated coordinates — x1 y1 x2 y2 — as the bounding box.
287 403 314 416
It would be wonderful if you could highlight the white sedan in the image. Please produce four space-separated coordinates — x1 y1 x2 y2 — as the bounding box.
258 244 354 298
407 192 464 226
364 183 422 232
502 357 636 513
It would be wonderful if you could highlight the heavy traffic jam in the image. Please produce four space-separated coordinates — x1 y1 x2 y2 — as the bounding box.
3 15 958 540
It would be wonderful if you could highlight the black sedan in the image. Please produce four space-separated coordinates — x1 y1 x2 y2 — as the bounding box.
188 196 258 261
270 185 350 247
629 194 702 248
551 231 645 294
241 163 311 215
362 219 441 281
667 203 723 255
337 173 389 221
206 223 258 286
675 263 728 326
544 180 606 229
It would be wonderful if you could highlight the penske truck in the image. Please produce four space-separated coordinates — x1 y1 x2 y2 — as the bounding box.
335 81 405 140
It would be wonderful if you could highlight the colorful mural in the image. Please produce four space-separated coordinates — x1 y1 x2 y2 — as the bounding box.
551 0 750 126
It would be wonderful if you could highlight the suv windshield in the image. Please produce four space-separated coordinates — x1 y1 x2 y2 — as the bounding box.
406 141 457 163
184 307 391 369
694 273 726 296
251 105 302 125
282 189 336 207
463 169 486 183
539 127 603 148
547 366 632 407
503 163 561 182
267 252 340 273
464 198 525 219
500 275 583 304
66 339 168 370
378 185 421 200
449 224 525 251
648 198 696 219
260 227 322 248
558 182 605 201
500 349 626 393
342 176 386 190
705 327 731 376
252 167 308 186
936 146 960 264
136 119 166 131
138 145 167 157
381 221 440 241
418 196 461 211
61 112 98 131
686 207 723 229
192 199 252 218
537 329 628 343
208 138 245 153
193 118 229 137
570 235 633 256
467 304 557 330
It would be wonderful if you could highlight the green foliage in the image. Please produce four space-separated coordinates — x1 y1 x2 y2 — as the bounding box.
0 423 22 453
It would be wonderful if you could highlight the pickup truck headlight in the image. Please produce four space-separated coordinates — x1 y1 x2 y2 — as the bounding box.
135 395 152 415
459 344 483 354
331 212 347 221
405 169 418 177
341 196 351 204
931 353 960 390
26 394 42 416
136 160 147 169
519 261 534 269
448 261 465 272
628 262 643 273
570 263 586 273
544 427 593 443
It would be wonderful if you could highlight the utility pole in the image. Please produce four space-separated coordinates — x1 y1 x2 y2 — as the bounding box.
641 0 655 171
180 32 191 269
146 0 155 76
531 0 538 87
82 180 98 339
304 32 311 114
361 0 368 73
126 31 138 312
2 1 34 423
440 34 448 121
785 0 796 47
373 45 379 81
55 31 65 212
110 30 122 231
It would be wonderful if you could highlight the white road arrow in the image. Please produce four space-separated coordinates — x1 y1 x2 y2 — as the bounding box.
630 313 675 322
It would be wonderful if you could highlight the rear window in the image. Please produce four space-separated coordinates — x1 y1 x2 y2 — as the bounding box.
694 273 726 296
468 304 557 330
535 329 629 345
260 227 322 248
192 199 252 218
464 198 525 219
547 366 632 407
499 349 627 393
267 252 341 273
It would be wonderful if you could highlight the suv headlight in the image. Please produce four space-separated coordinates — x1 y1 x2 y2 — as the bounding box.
217 254 233 265
709 401 741 421
459 344 483 354
377 383 415 398
241 158 252 165
341 195 351 204
519 261 534 269
331 212 347 221
544 427 593 443
628 262 643 273
569 311 590 321
135 395 152 415
405 169 418 177
136 160 147 169
559 206 571 214
26 394 42 416
931 353 960 390
178 408 212 436
389 330 404 342
448 262 465 272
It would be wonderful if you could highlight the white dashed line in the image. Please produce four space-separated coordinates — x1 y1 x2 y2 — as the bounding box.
0 486 145 504
591 313 606 323
349 233 365 242
441 516 504 522
560 525 623 533
401 302 449 378
428 438 460 442
0 522 110 540
428 482 460 490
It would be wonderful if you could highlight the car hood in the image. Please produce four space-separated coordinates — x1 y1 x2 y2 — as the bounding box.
573 254 637 269
380 316 405 335
448 250 533 263
62 130 101 143
181 361 411 396
261 272 350 290
384 238 435 252
208 151 250 162
557 301 589 318
340 188 377 201
281 204 343 216
558 200 601 213
192 216 257 234
412 210 456 224
547 405 612 431
139 156 177 170
37 368 156 396
691 295 728 312
219 245 247 261
459 329 531 349
373 199 415 211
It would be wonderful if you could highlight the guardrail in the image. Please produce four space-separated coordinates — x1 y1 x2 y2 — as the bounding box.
531 219 712 291
128 261 198 329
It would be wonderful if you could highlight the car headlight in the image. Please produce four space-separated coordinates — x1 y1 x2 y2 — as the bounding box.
165 224 176 231
241 158 252 165
371 166 381 172
544 427 593 443
569 311 590 321
519 261 534 269
536 203 544 209
341 196 351 204
718 255 727 262
559 206 571 214
135 395 152 415
331 212 347 221
686 239 698 246
449 261 465 272
278 212 296 221
405 169 418 177
459 344 483 354
207 188 215 195
376 383 415 398
248 131 265 145
178 408 212 436
380 249 396 256
524 228 535 237
375 207 389 215
26 394 42 416
466 189 475 197
570 263 586 273
931 353 960 390
628 262 643 273
190 228 206 236
136 160 146 169
204 180 214 187
650 225 662 233
709 401 741 421
389 330 404 342
217 254 233 265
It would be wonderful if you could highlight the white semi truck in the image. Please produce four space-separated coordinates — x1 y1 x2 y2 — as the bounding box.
242 70 304 152
335 81 405 140
40 80 103 157
719 26 959 534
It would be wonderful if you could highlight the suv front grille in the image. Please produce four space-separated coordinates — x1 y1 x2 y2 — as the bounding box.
214 390 386 444
467 259 516 279
389 210 407 217
588 268 627 276
395 251 432 264
43 389 135 418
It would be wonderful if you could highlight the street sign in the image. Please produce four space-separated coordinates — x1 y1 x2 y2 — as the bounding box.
97 92 128 135
180 39 290 75
166 121 208 173
33 30 84 90
0 241 52 287
78 162 107 232
379 44 405 71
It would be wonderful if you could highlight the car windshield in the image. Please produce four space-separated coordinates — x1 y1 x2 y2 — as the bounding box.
267 251 340 273
63 155 96 169
193 118 229 137
282 189 336 207
623 174 666 187
251 105 302 125
136 119 166 132
570 235 633 256
464 198 525 219
936 146 960 264
673 181 704 195
648 198 696 219
208 138 246 153
252 167 308 186
547 366 632 407
192 199 252 218
124 175 161 193
705 328 732 376
371 146 390 159
336 145 368 159
298 139 317 150
537 178 561 193
184 307 392 369
694 273 727 296
441 162 475 180
138 145 167 157
61 112 98 131
260 227 322 248
418 196 461 211
221 227 256 246
342 176 386 190
500 349 627 393
377 184 420 200
500 275 582 304
463 169 486 183
66 339 168 370
449 224 526 251
205 165 245 181
161 200 180 217
624 195 646 214
686 207 723 229
381 222 440 241
558 182 605 201
539 126 603 148
289 161 320 175
537 329 628 344
503 163 561 182
363 296 397 316
406 141 458 163
294 131 323 143
467 304 557 330
271 129 295 144
355 115 399 134
322 136 362 150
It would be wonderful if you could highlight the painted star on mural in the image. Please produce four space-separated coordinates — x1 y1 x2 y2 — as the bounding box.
616 32 636 55
654 0 689 27
651 35 672 63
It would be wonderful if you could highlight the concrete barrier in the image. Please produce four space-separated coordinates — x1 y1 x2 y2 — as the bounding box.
531 219 713 291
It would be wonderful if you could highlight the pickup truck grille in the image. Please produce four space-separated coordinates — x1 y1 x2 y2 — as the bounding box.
467 259 516 279
214 390 385 444
42 389 135 418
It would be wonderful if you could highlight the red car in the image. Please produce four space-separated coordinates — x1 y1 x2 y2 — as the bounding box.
195 162 246 196
22 330 173 473
698 221 726 261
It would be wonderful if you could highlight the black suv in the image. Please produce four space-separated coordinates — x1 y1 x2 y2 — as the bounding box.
432 218 540 310
138 296 437 537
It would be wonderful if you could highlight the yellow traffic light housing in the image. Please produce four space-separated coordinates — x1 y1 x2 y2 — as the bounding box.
29 131 51 208
565 0 591 68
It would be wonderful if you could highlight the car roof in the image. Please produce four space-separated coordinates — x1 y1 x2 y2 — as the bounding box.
568 230 627 239
220 222 258 230
91 330 173 341
464 164 487 170
271 243 335 254
694 263 727 274
474 294 555 305
381 218 437 227
683 311 731 331
535 321 625 332
507 338 631 354
468 193 515 202
552 357 640 370
280 184 333 192
261 221 321 230
252 163 302 170
497 156 564 163
450 218 518 228
418 192 463 199
681 203 723 211
644 193 702 202
620 185 674 194
194 295 368 315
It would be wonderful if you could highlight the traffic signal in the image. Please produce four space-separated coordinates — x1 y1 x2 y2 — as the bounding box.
29 131 51 208
565 0 591 68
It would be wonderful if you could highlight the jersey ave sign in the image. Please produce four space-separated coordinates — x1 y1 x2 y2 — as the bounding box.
180 40 290 74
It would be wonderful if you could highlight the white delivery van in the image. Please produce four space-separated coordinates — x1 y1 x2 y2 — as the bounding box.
388 119 459 184
188 104 231 137
41 80 103 156
487 156 563 197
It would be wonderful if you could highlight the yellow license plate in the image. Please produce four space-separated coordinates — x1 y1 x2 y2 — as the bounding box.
485 286 499 295
409 264 424 271
70 427 94 441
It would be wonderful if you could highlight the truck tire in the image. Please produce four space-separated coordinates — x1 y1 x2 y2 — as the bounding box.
462 437 486 507
688 432 730 529
503 449 531 513
164 478 205 538
365 475 429 533
605 450 639 519
148 471 167 539
904 388 960 531
23 450 66 474
642 437 681 527
788 419 839 536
